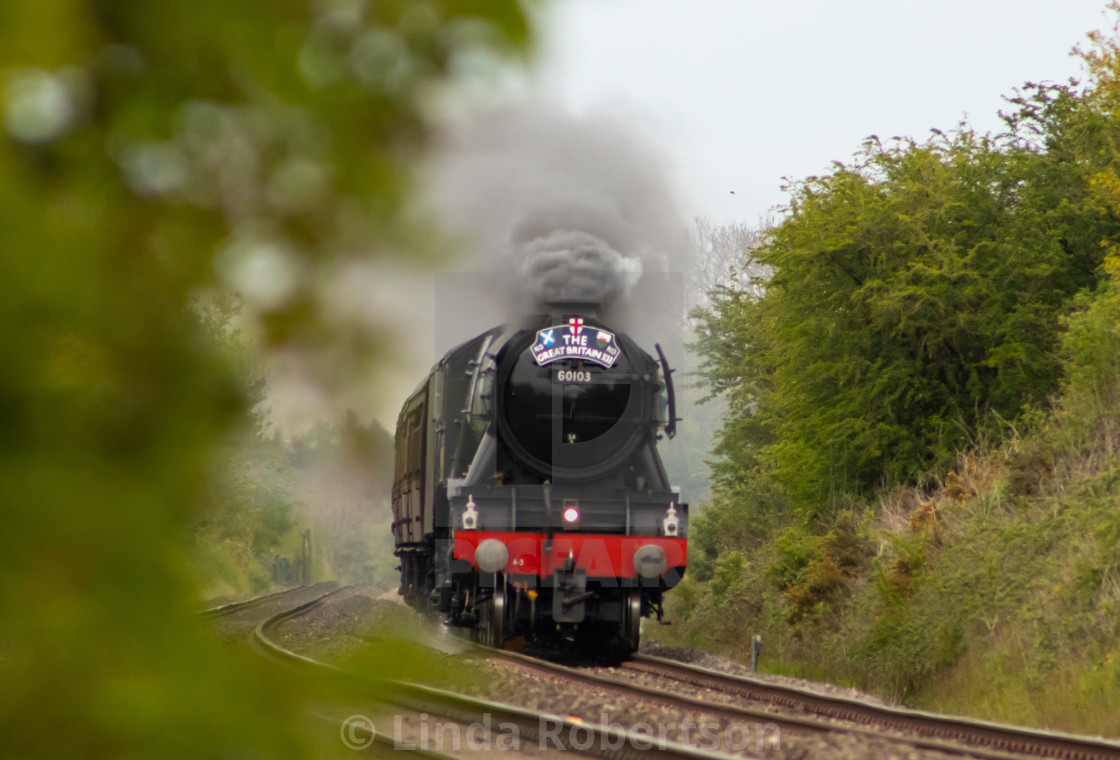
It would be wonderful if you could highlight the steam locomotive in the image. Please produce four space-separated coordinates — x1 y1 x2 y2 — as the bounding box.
391 304 687 654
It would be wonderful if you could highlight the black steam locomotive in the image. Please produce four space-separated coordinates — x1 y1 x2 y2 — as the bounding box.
391 304 687 654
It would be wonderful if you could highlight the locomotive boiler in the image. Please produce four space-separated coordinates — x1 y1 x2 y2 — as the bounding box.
391 304 687 654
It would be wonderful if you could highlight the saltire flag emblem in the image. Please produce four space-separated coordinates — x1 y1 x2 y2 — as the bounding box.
530 320 621 368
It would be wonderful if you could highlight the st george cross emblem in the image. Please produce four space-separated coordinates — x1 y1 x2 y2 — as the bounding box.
568 317 584 336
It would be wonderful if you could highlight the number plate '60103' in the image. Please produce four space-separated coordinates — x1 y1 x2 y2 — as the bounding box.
556 369 593 383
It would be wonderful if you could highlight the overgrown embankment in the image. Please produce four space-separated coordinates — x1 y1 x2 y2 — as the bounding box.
658 19 1120 735
657 401 1120 733
914 439 1120 730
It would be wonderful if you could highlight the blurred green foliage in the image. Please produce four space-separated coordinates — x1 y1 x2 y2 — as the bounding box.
0 0 527 757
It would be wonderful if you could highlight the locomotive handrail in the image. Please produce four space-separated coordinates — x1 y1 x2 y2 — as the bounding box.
654 343 677 440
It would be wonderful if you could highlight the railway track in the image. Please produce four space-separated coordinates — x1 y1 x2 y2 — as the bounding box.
208 586 1120 759
478 644 1120 760
627 653 1120 760
205 585 450 759
231 586 742 759
201 582 338 618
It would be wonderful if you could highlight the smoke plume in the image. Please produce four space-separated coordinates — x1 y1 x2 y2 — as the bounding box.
421 103 688 323
517 230 640 306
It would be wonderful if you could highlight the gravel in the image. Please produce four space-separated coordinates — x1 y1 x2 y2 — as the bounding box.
639 641 897 708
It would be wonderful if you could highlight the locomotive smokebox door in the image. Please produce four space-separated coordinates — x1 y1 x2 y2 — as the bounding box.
552 567 588 623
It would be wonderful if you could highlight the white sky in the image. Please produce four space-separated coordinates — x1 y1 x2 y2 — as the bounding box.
530 0 1110 224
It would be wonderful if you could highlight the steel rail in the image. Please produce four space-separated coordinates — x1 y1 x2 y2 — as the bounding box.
626 653 1120 760
199 582 337 617
303 707 457 760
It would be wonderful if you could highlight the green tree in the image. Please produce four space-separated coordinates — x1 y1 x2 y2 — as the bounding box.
698 93 1120 515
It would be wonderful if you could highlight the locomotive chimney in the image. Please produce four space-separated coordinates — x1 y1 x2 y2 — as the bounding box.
544 298 600 323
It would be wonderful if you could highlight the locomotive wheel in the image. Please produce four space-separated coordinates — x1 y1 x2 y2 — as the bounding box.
623 589 642 653
479 581 506 648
